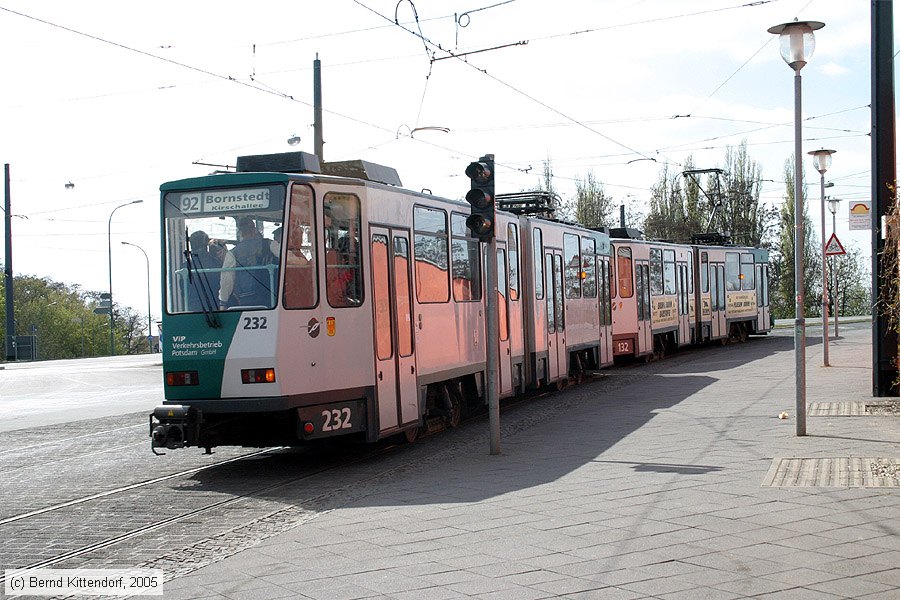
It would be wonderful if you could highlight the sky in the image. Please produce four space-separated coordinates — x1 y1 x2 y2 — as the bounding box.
0 0 882 329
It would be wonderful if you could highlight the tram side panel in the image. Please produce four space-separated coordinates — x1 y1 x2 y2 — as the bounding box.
519 218 550 388
610 241 652 359
495 213 526 397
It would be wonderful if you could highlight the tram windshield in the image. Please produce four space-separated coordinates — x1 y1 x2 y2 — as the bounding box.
163 184 286 314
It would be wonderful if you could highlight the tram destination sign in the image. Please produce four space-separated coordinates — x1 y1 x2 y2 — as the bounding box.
176 188 271 214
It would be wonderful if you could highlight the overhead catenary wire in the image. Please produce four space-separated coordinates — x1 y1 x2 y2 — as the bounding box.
350 0 662 165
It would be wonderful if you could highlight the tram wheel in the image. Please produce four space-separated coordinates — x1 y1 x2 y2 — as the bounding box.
403 426 420 444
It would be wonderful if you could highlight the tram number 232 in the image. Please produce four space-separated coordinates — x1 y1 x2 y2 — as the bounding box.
299 400 365 437
321 408 352 431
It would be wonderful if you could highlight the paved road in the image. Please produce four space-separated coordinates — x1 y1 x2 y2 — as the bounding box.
0 354 162 432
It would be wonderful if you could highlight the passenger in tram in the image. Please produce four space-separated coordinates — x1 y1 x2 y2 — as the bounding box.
218 217 278 309
186 230 223 311
326 236 360 306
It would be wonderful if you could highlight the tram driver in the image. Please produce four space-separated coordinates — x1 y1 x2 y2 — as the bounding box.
218 216 279 309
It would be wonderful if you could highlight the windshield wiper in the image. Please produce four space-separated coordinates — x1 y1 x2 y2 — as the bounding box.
184 228 221 328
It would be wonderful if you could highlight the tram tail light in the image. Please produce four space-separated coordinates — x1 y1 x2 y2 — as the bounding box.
166 371 199 386
241 368 276 384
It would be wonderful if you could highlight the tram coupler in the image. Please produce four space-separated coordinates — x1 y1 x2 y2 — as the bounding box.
150 405 197 455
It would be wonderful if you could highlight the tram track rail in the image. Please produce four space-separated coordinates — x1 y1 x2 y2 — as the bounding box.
0 441 400 585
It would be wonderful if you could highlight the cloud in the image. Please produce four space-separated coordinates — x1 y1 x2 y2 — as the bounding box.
820 62 850 77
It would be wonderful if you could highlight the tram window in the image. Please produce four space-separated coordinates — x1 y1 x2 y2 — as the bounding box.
414 206 449 303
497 249 509 342
763 265 770 306
757 265 764 307
635 264 645 321
394 236 413 357
508 223 520 301
324 193 363 308
371 234 392 360
451 212 482 302
582 238 597 298
688 258 694 294
643 264 651 320
603 260 612 325
545 254 555 333
649 248 663 296
741 254 755 290
663 250 676 295
164 184 285 314
564 233 581 299
725 252 740 291
717 265 726 309
701 252 709 293
554 254 565 331
284 184 317 309
710 264 719 311
533 228 544 300
616 247 633 298
610 255 617 300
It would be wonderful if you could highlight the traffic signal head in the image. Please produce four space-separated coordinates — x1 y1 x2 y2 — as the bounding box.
464 154 495 241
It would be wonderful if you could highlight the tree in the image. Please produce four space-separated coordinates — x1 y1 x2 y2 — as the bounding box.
572 170 614 229
830 243 871 317
643 159 701 241
0 271 149 361
718 142 775 247
770 157 820 319
532 156 565 218
643 143 774 247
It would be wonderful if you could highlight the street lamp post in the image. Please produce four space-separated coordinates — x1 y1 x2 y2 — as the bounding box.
809 148 836 367
768 18 824 437
121 241 152 353
828 197 841 337
108 200 143 356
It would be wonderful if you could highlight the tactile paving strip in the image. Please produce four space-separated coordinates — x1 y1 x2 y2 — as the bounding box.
762 457 900 487
808 401 900 416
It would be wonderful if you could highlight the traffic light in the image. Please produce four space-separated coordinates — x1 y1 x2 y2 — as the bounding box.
464 154 495 241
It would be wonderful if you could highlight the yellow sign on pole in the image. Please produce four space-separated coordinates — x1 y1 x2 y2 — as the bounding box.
849 201 871 230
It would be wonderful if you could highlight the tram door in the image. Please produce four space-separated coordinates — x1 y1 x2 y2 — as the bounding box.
598 257 613 364
545 250 566 382
710 263 726 339
370 227 418 434
635 261 652 354
677 262 691 346
496 247 512 396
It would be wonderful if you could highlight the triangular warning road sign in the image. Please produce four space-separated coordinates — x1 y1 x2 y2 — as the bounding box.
824 233 846 256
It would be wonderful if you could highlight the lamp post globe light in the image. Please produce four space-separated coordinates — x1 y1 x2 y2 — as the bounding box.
768 18 824 437
809 148 836 367
107 200 143 356
121 241 152 353
828 197 842 336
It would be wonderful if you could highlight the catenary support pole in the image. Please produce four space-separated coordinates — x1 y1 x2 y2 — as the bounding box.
4 164 14 362
794 70 807 436
871 0 898 396
314 54 324 163
486 237 500 455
